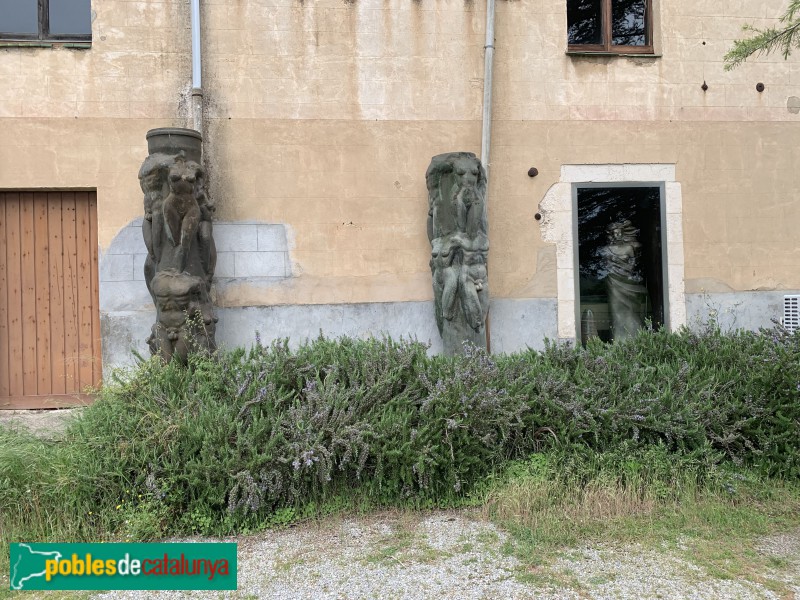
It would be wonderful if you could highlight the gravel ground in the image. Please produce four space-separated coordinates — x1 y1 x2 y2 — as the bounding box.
90 511 799 600
0 409 81 439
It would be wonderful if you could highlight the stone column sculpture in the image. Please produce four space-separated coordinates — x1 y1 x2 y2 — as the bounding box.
139 128 217 363
426 152 489 355
600 219 647 341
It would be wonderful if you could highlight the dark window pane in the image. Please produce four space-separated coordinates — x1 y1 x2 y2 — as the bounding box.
567 0 603 45
50 0 92 35
0 0 38 34
612 0 647 46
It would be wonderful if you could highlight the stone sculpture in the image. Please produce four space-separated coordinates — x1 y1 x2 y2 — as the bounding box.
426 152 489 355
139 128 217 362
600 219 647 341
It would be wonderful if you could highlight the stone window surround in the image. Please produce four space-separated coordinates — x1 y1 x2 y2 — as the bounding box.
539 164 686 340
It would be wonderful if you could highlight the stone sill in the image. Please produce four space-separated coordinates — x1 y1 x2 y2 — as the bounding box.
0 41 91 49
566 51 661 59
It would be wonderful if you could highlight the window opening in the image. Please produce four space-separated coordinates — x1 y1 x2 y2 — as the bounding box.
0 0 91 41
576 186 665 343
567 0 652 53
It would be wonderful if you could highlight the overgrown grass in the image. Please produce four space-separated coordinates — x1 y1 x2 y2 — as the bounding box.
484 446 800 593
1 324 798 586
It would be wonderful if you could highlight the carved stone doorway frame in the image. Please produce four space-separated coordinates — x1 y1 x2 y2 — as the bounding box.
539 164 686 341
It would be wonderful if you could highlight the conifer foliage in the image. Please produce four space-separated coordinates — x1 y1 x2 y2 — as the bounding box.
724 0 800 70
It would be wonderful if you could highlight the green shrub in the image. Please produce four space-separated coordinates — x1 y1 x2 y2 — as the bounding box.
1 324 798 543
501 324 800 477
47 336 527 537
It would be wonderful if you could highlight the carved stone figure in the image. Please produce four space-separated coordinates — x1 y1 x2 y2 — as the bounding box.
426 152 489 355
139 128 217 362
600 220 648 341
148 270 216 363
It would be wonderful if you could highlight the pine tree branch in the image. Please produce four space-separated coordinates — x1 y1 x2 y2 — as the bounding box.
724 0 800 70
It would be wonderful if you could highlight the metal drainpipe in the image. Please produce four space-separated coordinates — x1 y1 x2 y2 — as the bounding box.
481 0 496 351
481 0 496 185
190 0 203 135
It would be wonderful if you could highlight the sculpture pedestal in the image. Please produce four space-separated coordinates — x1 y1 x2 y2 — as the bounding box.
441 308 487 356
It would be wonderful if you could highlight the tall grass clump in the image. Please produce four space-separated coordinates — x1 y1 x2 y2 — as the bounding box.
485 444 724 535
483 444 800 565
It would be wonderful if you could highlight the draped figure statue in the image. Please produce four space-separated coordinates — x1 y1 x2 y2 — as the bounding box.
600 220 648 341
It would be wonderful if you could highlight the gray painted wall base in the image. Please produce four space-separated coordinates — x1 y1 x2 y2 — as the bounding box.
100 288 793 377
489 298 557 353
100 297 557 375
216 302 444 354
99 219 292 314
685 290 799 332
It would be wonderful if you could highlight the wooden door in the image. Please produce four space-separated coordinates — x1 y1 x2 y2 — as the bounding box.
0 191 101 409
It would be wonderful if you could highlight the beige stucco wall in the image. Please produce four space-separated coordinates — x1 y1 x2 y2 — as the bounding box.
1 0 798 309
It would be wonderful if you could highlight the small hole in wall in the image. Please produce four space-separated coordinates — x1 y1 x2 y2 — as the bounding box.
756 82 765 92
534 213 542 221
701 81 708 91
528 167 539 178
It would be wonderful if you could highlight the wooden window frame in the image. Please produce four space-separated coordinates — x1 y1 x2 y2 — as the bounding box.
0 0 91 43
567 0 653 55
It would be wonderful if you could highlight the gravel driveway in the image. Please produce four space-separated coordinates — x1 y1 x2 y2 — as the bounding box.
91 511 800 600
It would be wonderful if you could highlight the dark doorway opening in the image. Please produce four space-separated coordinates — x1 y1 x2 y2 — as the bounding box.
576 186 665 343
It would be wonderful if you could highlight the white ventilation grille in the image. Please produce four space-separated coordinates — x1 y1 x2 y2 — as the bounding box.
784 295 800 333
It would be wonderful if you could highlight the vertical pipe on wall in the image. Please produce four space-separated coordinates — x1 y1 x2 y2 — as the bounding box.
190 0 203 135
481 0 496 351
481 0 496 187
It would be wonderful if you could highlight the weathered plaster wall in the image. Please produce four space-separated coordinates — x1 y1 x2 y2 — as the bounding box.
1 0 799 362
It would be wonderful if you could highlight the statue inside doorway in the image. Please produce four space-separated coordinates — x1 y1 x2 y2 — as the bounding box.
600 219 648 341
426 152 489 355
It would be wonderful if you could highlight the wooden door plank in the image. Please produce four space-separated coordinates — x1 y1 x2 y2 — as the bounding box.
20 193 38 396
47 193 66 395
61 192 79 394
88 193 102 386
5 194 24 397
34 192 52 395
75 193 95 390
0 194 9 397
2 190 102 404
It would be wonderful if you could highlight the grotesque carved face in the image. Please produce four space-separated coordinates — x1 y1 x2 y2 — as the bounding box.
453 157 480 189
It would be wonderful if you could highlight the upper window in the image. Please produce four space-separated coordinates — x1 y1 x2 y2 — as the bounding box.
0 0 91 42
567 0 652 54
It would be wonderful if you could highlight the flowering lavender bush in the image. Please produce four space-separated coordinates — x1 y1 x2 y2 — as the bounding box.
500 323 800 477
17 324 796 538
